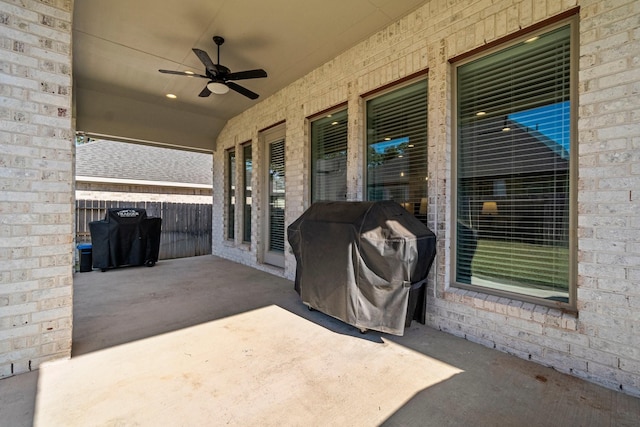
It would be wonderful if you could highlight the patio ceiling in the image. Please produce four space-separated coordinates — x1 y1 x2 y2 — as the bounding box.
73 0 427 152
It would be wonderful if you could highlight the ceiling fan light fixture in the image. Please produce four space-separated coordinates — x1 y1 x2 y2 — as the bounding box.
207 81 229 94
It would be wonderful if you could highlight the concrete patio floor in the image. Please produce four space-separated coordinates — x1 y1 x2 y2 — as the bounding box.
1 255 639 426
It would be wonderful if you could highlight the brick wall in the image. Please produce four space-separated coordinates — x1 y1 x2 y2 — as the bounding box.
0 0 74 377
574 0 640 393
212 0 640 395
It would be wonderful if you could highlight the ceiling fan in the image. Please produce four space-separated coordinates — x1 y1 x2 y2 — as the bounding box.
159 36 267 100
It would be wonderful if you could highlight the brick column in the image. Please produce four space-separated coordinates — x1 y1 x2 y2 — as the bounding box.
0 0 74 377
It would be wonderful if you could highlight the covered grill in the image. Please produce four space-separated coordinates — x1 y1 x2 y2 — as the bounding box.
287 201 436 336
89 208 162 271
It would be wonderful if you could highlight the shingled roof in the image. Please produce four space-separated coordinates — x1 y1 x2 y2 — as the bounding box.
76 140 212 186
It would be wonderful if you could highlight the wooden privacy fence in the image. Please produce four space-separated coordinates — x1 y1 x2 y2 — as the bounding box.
76 200 212 260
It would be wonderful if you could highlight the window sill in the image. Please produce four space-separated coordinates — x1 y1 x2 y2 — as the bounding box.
222 240 251 251
443 287 578 331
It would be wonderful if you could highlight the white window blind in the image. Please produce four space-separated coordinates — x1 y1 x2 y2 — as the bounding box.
455 24 572 302
242 144 252 243
311 109 347 202
366 79 428 224
227 150 235 240
268 139 285 253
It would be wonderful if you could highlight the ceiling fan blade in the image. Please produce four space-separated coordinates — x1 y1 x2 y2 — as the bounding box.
159 69 208 78
226 69 268 81
192 48 217 74
198 85 212 97
227 81 259 100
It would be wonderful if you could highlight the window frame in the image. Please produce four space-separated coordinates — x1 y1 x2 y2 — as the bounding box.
309 104 348 203
260 123 286 268
241 142 252 244
450 14 578 310
362 74 429 225
226 148 236 241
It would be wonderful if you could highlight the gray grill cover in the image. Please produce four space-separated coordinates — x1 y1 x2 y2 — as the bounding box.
287 201 436 336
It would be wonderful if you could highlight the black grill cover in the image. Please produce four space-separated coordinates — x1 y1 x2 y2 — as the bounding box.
89 208 161 269
287 201 436 336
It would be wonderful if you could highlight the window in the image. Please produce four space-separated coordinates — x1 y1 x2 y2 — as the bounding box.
454 22 575 305
366 79 428 224
267 138 285 254
227 149 235 240
261 124 286 268
242 144 252 243
311 109 347 202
